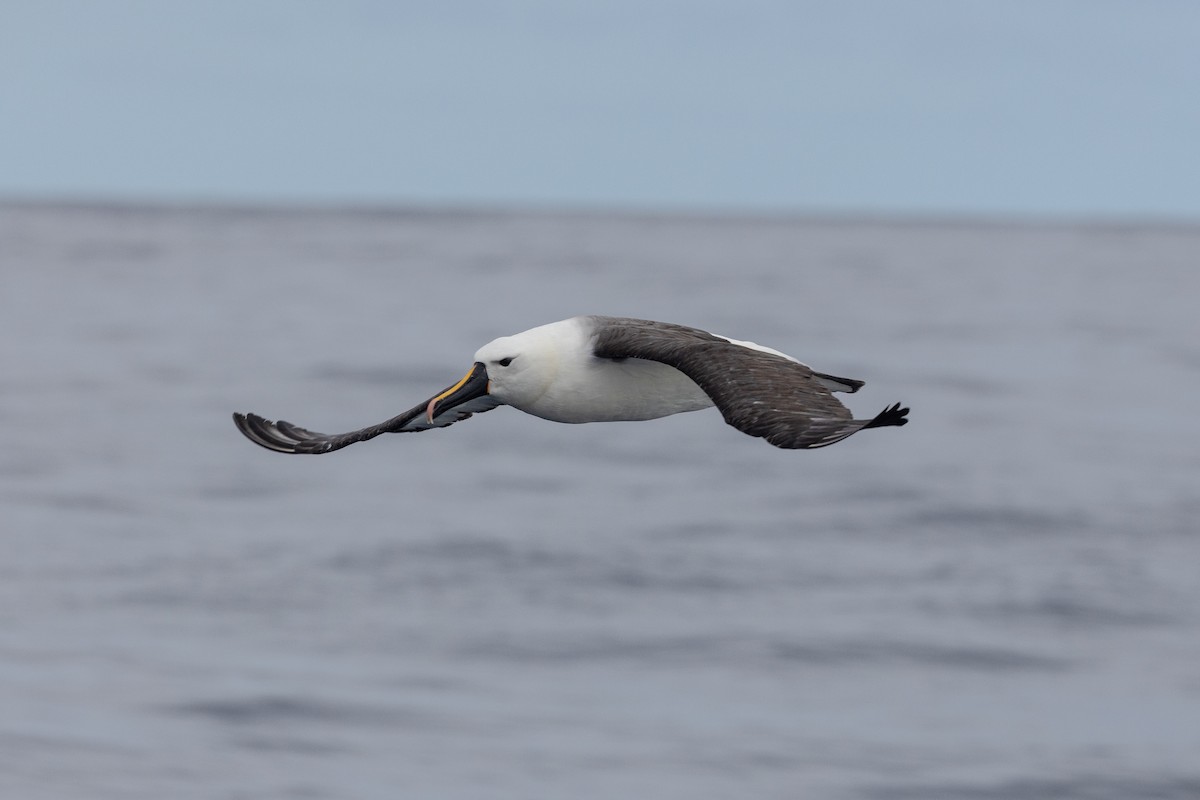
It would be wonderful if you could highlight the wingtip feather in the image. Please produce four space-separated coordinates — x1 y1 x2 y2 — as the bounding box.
233 411 312 453
865 402 909 429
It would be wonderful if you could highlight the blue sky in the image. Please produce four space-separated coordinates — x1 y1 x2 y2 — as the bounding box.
2 1 1198 218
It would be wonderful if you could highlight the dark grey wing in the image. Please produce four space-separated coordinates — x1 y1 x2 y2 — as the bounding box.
233 395 500 454
590 316 907 449
768 402 910 449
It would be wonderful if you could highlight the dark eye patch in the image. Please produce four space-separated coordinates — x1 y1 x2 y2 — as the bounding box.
498 357 515 367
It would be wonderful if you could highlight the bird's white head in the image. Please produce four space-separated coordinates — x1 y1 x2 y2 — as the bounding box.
472 322 566 409
424 318 576 423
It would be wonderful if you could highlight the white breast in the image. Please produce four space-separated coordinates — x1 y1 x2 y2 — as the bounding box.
522 353 713 424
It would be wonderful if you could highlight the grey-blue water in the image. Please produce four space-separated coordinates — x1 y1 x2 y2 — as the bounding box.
3 202 1199 799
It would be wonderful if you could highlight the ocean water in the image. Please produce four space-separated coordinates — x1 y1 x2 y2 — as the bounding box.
2 202 1199 799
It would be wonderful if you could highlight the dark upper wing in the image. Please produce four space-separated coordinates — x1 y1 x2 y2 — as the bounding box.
233 394 499 454
590 316 905 449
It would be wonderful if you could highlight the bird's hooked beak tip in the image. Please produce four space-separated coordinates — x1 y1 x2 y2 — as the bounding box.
426 362 490 424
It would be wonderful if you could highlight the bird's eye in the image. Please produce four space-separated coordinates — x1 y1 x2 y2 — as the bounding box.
498 357 515 367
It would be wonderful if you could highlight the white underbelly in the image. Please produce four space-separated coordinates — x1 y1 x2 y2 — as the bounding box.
521 357 713 423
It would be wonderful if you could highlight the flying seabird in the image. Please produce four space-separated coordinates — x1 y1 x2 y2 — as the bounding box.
233 315 909 453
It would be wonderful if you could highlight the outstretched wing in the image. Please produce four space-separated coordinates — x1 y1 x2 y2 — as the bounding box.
590 316 907 449
233 394 500 454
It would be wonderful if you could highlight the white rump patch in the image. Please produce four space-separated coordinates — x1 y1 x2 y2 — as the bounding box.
715 334 808 367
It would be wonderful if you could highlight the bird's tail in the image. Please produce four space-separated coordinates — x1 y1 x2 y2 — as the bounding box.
812 371 865 393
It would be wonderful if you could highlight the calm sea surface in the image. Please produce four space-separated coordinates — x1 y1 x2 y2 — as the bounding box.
2 202 1199 799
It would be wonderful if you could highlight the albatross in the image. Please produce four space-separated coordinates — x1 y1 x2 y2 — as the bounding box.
233 315 908 453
